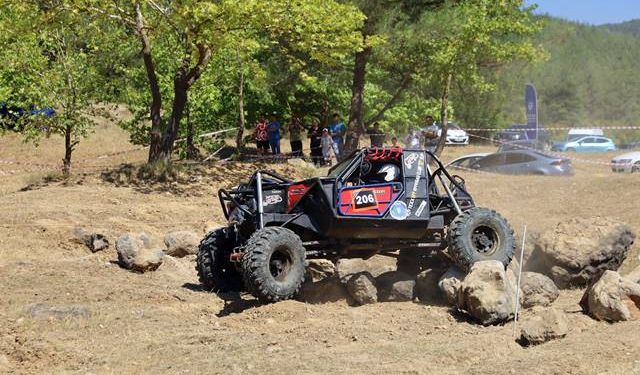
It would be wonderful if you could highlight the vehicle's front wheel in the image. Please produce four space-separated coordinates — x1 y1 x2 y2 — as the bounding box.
196 227 244 292
448 208 515 272
632 162 640 173
242 227 306 303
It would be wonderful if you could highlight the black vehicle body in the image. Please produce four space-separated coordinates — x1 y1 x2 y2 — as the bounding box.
218 148 473 258
200 147 515 302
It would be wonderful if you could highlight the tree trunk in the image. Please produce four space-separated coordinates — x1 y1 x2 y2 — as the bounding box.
235 52 245 150
135 3 164 163
63 124 72 177
434 73 453 158
155 75 189 163
343 45 372 157
185 103 198 160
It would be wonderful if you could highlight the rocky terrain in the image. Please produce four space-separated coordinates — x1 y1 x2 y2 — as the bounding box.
1 125 640 374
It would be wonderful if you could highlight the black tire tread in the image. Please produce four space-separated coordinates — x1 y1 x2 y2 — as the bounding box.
448 207 516 272
241 227 306 303
195 227 243 292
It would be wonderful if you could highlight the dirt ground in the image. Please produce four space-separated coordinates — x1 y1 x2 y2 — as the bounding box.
1 124 640 374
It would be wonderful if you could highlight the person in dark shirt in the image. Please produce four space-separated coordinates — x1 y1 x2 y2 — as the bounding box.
367 122 385 147
267 112 281 155
308 118 323 166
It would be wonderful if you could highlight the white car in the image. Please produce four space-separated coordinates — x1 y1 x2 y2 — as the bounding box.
438 123 469 145
611 152 640 173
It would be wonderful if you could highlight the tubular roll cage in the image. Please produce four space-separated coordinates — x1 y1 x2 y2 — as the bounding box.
217 148 472 230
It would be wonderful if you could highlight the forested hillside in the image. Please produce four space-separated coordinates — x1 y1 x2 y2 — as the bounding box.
499 17 640 129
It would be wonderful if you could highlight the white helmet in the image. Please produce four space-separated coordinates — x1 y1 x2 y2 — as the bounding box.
378 164 400 182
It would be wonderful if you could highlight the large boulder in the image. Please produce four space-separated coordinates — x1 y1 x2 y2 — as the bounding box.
456 261 518 325
580 270 640 322
524 217 636 288
376 271 415 302
306 259 336 283
336 259 367 283
520 272 559 308
298 277 349 304
415 268 446 305
438 266 465 305
116 233 163 272
346 272 378 305
163 230 200 257
518 307 568 346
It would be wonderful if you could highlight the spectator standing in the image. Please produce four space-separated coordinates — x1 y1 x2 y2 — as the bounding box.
254 114 269 156
405 128 421 149
367 122 385 147
308 118 323 166
390 136 399 148
328 113 346 158
288 114 304 157
422 115 440 153
267 112 281 155
321 128 334 166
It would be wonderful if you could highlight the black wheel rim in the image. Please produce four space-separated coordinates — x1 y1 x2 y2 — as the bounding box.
471 225 499 256
269 246 293 281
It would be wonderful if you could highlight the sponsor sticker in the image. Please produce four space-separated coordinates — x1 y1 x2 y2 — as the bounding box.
263 194 283 206
390 201 408 220
415 200 427 217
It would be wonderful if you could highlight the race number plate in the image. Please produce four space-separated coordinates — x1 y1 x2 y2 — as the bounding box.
353 189 378 211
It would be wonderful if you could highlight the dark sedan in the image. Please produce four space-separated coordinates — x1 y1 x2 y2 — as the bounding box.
470 150 573 176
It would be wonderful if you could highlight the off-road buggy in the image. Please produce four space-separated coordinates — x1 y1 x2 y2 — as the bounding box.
196 147 515 302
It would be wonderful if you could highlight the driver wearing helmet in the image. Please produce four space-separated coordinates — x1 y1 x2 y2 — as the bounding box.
375 163 401 183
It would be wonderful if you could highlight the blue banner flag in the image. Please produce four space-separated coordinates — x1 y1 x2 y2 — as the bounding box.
525 83 538 140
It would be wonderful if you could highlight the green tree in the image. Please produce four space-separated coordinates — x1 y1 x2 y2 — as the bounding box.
78 0 363 164
0 2 101 175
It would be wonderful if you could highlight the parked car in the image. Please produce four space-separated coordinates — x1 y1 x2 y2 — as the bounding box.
551 136 616 153
494 124 550 144
619 141 640 150
497 140 549 152
0 102 55 131
446 153 491 169
566 128 603 142
470 150 573 176
611 152 640 173
438 123 469 145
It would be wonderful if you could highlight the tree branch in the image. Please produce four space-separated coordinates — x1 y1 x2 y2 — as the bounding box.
365 73 413 126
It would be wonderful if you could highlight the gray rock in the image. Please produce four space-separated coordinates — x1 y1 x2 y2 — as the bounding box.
438 266 465 305
376 271 415 302
29 303 90 320
524 217 636 288
580 270 640 322
163 230 200 257
346 272 378 305
132 249 164 273
336 258 367 283
456 261 518 325
520 272 559 308
415 268 446 305
306 259 336 282
116 232 162 272
72 227 109 252
519 307 568 346
298 276 348 304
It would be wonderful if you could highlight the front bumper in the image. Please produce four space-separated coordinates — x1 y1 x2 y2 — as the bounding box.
446 136 469 145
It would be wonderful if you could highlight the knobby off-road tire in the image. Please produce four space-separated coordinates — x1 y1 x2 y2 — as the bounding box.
241 227 306 303
448 207 515 272
196 227 244 292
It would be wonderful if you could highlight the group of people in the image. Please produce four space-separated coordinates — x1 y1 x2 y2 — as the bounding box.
254 112 347 166
253 112 441 166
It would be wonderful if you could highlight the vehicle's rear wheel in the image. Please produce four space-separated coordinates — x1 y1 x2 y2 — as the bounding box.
448 208 515 272
196 227 244 292
633 162 640 173
241 227 306 303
